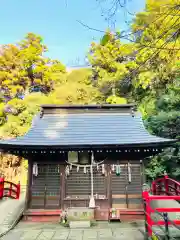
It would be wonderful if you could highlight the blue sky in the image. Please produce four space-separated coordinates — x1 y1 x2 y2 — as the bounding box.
0 0 145 66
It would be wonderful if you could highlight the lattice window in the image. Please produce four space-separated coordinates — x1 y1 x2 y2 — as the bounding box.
31 163 61 208
65 166 106 197
93 168 106 196
46 164 60 196
111 164 127 195
32 164 46 196
127 164 142 194
65 167 91 197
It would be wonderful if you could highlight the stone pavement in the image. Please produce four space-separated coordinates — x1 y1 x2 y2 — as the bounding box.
0 192 26 237
0 221 146 240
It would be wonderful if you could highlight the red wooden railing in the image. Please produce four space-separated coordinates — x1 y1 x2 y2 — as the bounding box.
0 178 20 199
152 174 180 196
143 175 180 239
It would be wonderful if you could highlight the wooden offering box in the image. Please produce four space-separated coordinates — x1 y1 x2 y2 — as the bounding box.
109 208 121 221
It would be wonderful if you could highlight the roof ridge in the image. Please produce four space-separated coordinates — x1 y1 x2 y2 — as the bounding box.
41 104 135 109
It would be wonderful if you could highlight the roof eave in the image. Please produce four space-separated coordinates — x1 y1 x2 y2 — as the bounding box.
0 139 177 151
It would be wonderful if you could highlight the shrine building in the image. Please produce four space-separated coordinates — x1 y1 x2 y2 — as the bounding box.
0 104 176 221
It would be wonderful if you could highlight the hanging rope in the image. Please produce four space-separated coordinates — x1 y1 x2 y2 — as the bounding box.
33 163 38 177
128 162 132 183
102 164 105 175
64 157 106 176
89 152 95 208
65 159 105 169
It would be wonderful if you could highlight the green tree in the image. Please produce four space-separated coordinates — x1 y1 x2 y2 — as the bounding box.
0 33 66 99
145 87 180 179
50 68 104 104
88 31 136 101
0 103 6 126
131 0 180 93
88 0 180 180
106 95 127 104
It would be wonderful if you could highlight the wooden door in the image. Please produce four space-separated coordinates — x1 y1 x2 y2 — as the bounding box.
64 167 91 208
31 164 46 209
30 163 61 209
64 166 107 209
45 164 61 209
93 167 108 209
111 162 143 209
111 164 128 208
126 163 143 209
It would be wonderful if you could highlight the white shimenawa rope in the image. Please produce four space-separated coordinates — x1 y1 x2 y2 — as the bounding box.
33 162 38 176
128 162 132 183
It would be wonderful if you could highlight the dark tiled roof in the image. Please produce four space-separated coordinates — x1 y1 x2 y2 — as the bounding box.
0 109 176 149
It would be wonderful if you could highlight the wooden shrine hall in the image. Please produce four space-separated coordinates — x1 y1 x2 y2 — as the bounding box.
0 104 176 222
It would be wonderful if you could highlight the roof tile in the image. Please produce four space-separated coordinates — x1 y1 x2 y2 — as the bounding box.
0 112 175 148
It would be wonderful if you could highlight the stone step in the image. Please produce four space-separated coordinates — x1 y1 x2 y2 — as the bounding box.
69 220 91 229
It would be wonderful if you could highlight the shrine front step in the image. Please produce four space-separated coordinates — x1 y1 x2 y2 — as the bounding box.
69 220 91 228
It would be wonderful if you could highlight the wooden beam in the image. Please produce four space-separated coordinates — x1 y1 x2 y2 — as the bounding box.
25 158 32 210
112 194 142 199
60 165 65 209
107 164 112 208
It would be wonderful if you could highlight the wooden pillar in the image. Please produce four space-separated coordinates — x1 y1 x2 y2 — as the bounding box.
141 160 146 184
25 158 33 210
60 165 65 209
107 164 112 208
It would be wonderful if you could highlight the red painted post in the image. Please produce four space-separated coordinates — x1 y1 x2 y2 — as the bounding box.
142 191 153 238
164 175 169 194
175 183 178 195
0 178 4 199
16 181 20 199
8 183 12 197
152 181 156 195
164 174 168 179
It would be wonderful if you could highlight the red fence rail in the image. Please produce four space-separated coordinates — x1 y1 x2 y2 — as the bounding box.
0 178 20 199
142 191 180 237
143 175 180 238
152 174 180 196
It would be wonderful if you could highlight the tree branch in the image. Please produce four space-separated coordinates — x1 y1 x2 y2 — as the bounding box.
76 20 105 33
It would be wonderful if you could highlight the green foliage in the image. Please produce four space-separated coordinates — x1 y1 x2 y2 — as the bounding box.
106 95 127 104
133 0 180 180
0 0 180 182
147 111 180 139
50 75 103 104
1 122 23 137
145 88 180 179
88 32 136 101
146 147 180 180
0 104 6 126
0 33 66 98
132 0 180 91
88 0 180 180
0 41 104 138
6 98 27 115
18 110 34 126
66 68 92 85
138 96 156 119
145 155 166 180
